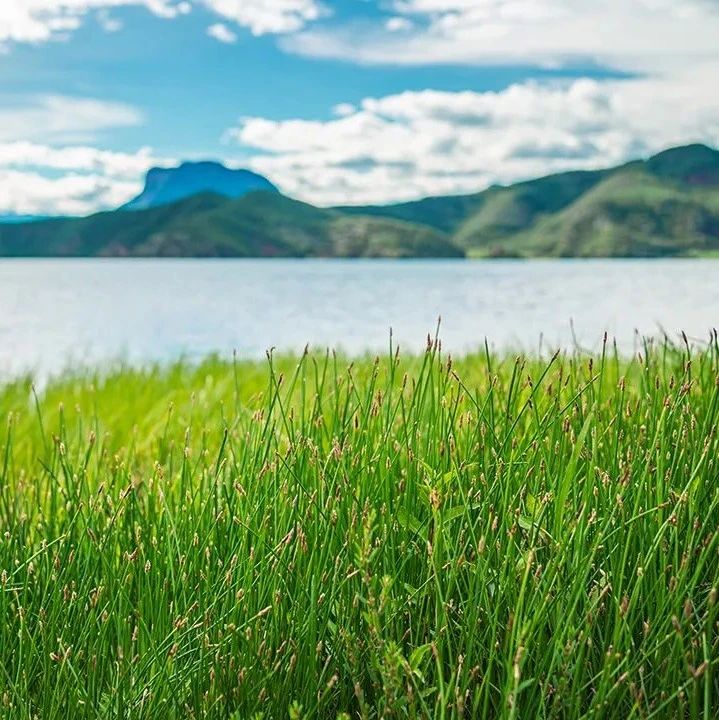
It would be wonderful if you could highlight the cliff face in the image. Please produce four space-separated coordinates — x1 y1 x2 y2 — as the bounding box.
123 161 278 211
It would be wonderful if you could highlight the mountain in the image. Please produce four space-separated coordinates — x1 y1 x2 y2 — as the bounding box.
480 170 719 258
1 144 717 258
644 144 719 186
123 161 278 211
347 143 719 257
0 191 462 258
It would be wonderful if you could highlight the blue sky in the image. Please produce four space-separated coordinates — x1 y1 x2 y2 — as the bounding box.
1 0 718 214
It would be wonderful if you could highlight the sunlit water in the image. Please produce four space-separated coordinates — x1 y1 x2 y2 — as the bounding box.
1 258 718 379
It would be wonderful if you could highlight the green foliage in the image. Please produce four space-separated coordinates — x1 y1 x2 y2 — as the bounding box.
1 335 719 718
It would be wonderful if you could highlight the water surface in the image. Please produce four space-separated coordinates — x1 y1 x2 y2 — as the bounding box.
1 259 717 378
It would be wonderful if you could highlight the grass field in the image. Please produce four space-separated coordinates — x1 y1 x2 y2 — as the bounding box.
1 333 718 719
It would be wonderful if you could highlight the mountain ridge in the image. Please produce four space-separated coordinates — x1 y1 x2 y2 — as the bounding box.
1 143 717 258
343 143 719 257
0 190 462 258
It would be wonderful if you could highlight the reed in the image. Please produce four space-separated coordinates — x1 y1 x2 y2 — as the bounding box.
1 333 718 718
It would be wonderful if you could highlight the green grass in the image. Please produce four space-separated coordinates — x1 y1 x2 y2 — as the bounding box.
1 335 719 718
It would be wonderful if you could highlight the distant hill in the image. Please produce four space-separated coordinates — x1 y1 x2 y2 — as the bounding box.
1 144 717 258
493 169 719 258
123 161 278 211
346 144 719 257
0 191 462 258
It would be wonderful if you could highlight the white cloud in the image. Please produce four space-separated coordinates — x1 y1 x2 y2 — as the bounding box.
0 1 191 43
0 142 172 215
284 0 719 70
0 140 172 215
0 168 143 216
0 95 171 216
0 142 165 178
385 16 413 32
226 67 719 206
0 95 143 143
200 0 326 35
0 0 321 45
207 21 237 42
332 103 356 118
96 9 124 32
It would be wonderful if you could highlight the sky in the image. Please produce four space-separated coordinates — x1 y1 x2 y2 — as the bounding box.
1 0 719 215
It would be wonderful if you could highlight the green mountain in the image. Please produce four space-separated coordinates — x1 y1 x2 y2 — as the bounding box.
0 191 461 259
348 144 719 258
0 144 717 258
496 170 719 258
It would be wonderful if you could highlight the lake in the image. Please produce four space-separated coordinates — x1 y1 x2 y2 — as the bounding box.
1 258 717 378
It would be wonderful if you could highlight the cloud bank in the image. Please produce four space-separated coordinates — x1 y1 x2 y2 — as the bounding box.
0 1 190 43
253 0 719 205
201 0 325 36
284 0 719 70
0 0 325 45
0 95 143 144
0 95 169 215
228 67 719 205
0 143 170 215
